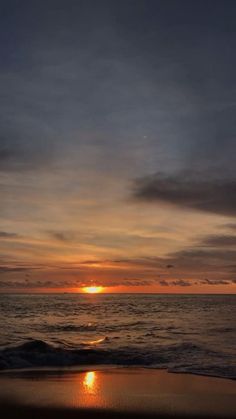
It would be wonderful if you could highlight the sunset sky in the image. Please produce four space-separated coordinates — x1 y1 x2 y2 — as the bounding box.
0 0 236 293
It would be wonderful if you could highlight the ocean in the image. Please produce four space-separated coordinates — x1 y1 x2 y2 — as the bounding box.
0 294 235 379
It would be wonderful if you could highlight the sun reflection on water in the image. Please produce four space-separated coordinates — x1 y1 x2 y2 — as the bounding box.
88 337 105 345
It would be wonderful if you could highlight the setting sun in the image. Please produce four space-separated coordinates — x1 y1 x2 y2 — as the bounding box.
83 286 104 294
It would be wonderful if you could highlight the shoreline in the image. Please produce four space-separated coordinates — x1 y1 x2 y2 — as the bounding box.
0 364 235 381
0 367 235 418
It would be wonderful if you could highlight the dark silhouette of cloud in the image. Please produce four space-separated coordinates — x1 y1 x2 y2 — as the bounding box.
0 266 30 274
159 279 169 286
0 147 15 162
133 172 236 216
222 223 236 230
171 279 191 287
171 248 236 263
48 231 76 242
0 145 19 171
0 231 19 239
0 128 54 173
200 278 230 285
159 279 191 287
200 235 236 247
68 251 236 277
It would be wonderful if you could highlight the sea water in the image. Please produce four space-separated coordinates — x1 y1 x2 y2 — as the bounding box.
0 293 235 379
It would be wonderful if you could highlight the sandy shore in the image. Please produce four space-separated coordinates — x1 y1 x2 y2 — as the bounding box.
0 368 235 418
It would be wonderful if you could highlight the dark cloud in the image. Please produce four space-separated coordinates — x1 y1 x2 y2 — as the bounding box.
0 147 15 162
0 280 23 288
112 257 163 268
171 248 236 263
133 172 236 216
200 278 230 285
48 231 76 242
71 251 236 277
0 279 57 288
0 266 30 273
171 279 191 287
0 145 19 171
160 277 233 287
222 223 236 230
159 279 169 286
0 275 154 289
0 231 19 239
200 235 236 247
165 248 236 282
159 279 191 287
0 136 54 172
114 279 154 287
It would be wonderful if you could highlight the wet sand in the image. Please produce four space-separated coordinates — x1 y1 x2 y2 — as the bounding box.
0 368 235 418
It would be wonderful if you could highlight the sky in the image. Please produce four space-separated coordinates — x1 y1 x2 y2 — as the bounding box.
0 0 236 293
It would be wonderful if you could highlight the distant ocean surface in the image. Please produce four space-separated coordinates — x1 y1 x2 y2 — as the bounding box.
0 294 235 379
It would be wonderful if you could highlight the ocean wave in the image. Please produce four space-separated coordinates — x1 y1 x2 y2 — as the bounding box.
0 339 168 370
0 339 235 380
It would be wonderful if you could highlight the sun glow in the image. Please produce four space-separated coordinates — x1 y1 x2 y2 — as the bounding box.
83 286 104 294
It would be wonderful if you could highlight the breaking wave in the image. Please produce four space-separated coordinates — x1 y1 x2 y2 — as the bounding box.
0 339 235 380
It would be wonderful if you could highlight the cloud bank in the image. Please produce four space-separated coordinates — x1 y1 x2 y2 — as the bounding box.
133 172 236 216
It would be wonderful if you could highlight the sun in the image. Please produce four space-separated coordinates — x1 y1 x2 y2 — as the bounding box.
82 286 104 294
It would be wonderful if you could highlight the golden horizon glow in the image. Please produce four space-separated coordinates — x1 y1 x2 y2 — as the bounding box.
82 286 104 294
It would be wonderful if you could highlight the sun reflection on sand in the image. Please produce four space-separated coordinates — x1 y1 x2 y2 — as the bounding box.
74 371 104 408
0 369 235 416
83 371 96 392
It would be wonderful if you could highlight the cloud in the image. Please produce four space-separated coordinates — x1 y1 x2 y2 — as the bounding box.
171 279 191 287
171 248 236 263
110 279 154 287
0 279 58 288
0 128 54 173
222 223 236 230
133 172 236 216
200 235 236 247
0 274 154 289
0 231 19 239
159 279 169 286
0 145 19 171
158 279 191 287
0 266 30 273
48 231 76 242
0 147 15 162
160 277 233 287
68 251 236 279
200 278 230 285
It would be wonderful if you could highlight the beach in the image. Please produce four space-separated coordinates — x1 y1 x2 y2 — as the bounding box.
0 295 235 417
0 368 236 418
